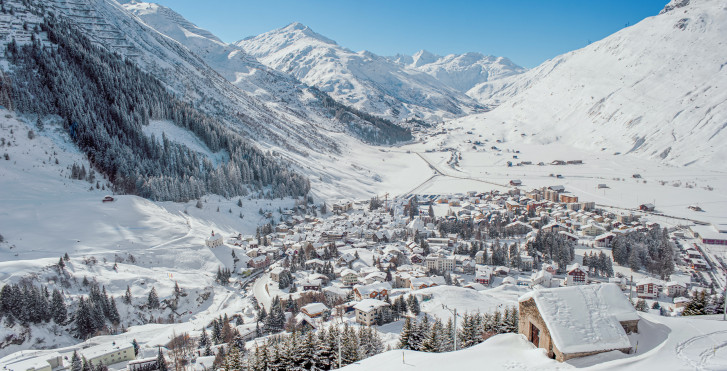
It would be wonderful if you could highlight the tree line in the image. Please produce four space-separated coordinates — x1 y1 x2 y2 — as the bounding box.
5 14 309 201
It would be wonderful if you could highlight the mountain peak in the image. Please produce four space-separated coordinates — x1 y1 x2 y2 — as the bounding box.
412 49 440 67
284 22 307 31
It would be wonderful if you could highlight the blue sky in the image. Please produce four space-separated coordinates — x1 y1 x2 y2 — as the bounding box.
150 0 668 68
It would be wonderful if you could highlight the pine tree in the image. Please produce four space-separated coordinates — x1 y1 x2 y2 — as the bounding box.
199 327 210 349
147 287 160 309
51 288 67 324
71 351 82 371
156 348 168 371
421 319 444 352
132 339 139 356
398 316 414 349
123 286 132 305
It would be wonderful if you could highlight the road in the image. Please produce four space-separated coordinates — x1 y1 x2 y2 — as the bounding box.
252 272 272 310
402 152 510 197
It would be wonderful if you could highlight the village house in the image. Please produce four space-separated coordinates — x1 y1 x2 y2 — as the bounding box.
340 268 360 286
474 264 494 286
409 276 444 290
300 302 329 318
666 281 688 297
270 267 286 283
519 283 639 362
636 278 662 299
300 278 322 291
565 263 588 286
248 255 270 269
353 282 392 301
530 269 557 288
354 299 390 326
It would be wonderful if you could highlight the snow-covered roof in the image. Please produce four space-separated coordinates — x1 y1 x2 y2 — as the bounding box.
520 283 638 354
301 302 328 315
353 298 389 313
354 282 392 296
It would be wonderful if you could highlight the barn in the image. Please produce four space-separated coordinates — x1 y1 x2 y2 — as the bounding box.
518 283 639 362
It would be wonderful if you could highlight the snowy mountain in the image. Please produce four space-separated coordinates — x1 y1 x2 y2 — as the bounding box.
236 23 488 122
463 0 727 168
389 50 526 93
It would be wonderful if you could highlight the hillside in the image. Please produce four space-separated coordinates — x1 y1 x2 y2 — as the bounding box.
236 23 487 123
465 0 727 168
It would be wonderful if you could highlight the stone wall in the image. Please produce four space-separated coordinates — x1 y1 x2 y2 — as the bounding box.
519 298 556 359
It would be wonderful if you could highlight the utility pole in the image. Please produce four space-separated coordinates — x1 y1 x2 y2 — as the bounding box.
442 304 458 351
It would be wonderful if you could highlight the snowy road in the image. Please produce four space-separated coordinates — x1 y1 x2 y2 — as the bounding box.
252 272 272 310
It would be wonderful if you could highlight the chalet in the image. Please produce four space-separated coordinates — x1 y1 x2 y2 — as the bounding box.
102 195 114 203
509 179 523 186
594 232 615 247
565 263 588 286
551 160 566 165
636 278 662 299
248 255 269 269
474 265 493 286
580 224 606 237
666 281 688 297
353 282 391 301
354 299 390 326
300 302 329 318
205 231 224 248
548 185 565 192
409 277 443 290
301 278 322 291
639 203 655 212
519 284 639 362
340 269 360 286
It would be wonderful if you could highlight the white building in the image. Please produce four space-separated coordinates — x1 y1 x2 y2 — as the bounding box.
81 343 135 368
354 299 390 326
205 231 224 248
425 253 455 272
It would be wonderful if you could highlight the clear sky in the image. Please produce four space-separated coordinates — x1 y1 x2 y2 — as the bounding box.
149 0 668 68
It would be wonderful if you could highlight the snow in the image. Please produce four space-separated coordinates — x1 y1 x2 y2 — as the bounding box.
235 23 484 122
416 285 523 320
341 333 566 371
353 299 388 313
523 284 638 354
389 50 526 93
465 0 727 169
344 314 727 371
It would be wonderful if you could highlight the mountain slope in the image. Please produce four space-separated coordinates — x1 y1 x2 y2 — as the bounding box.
389 50 526 93
464 0 727 168
236 23 486 122
121 0 411 146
